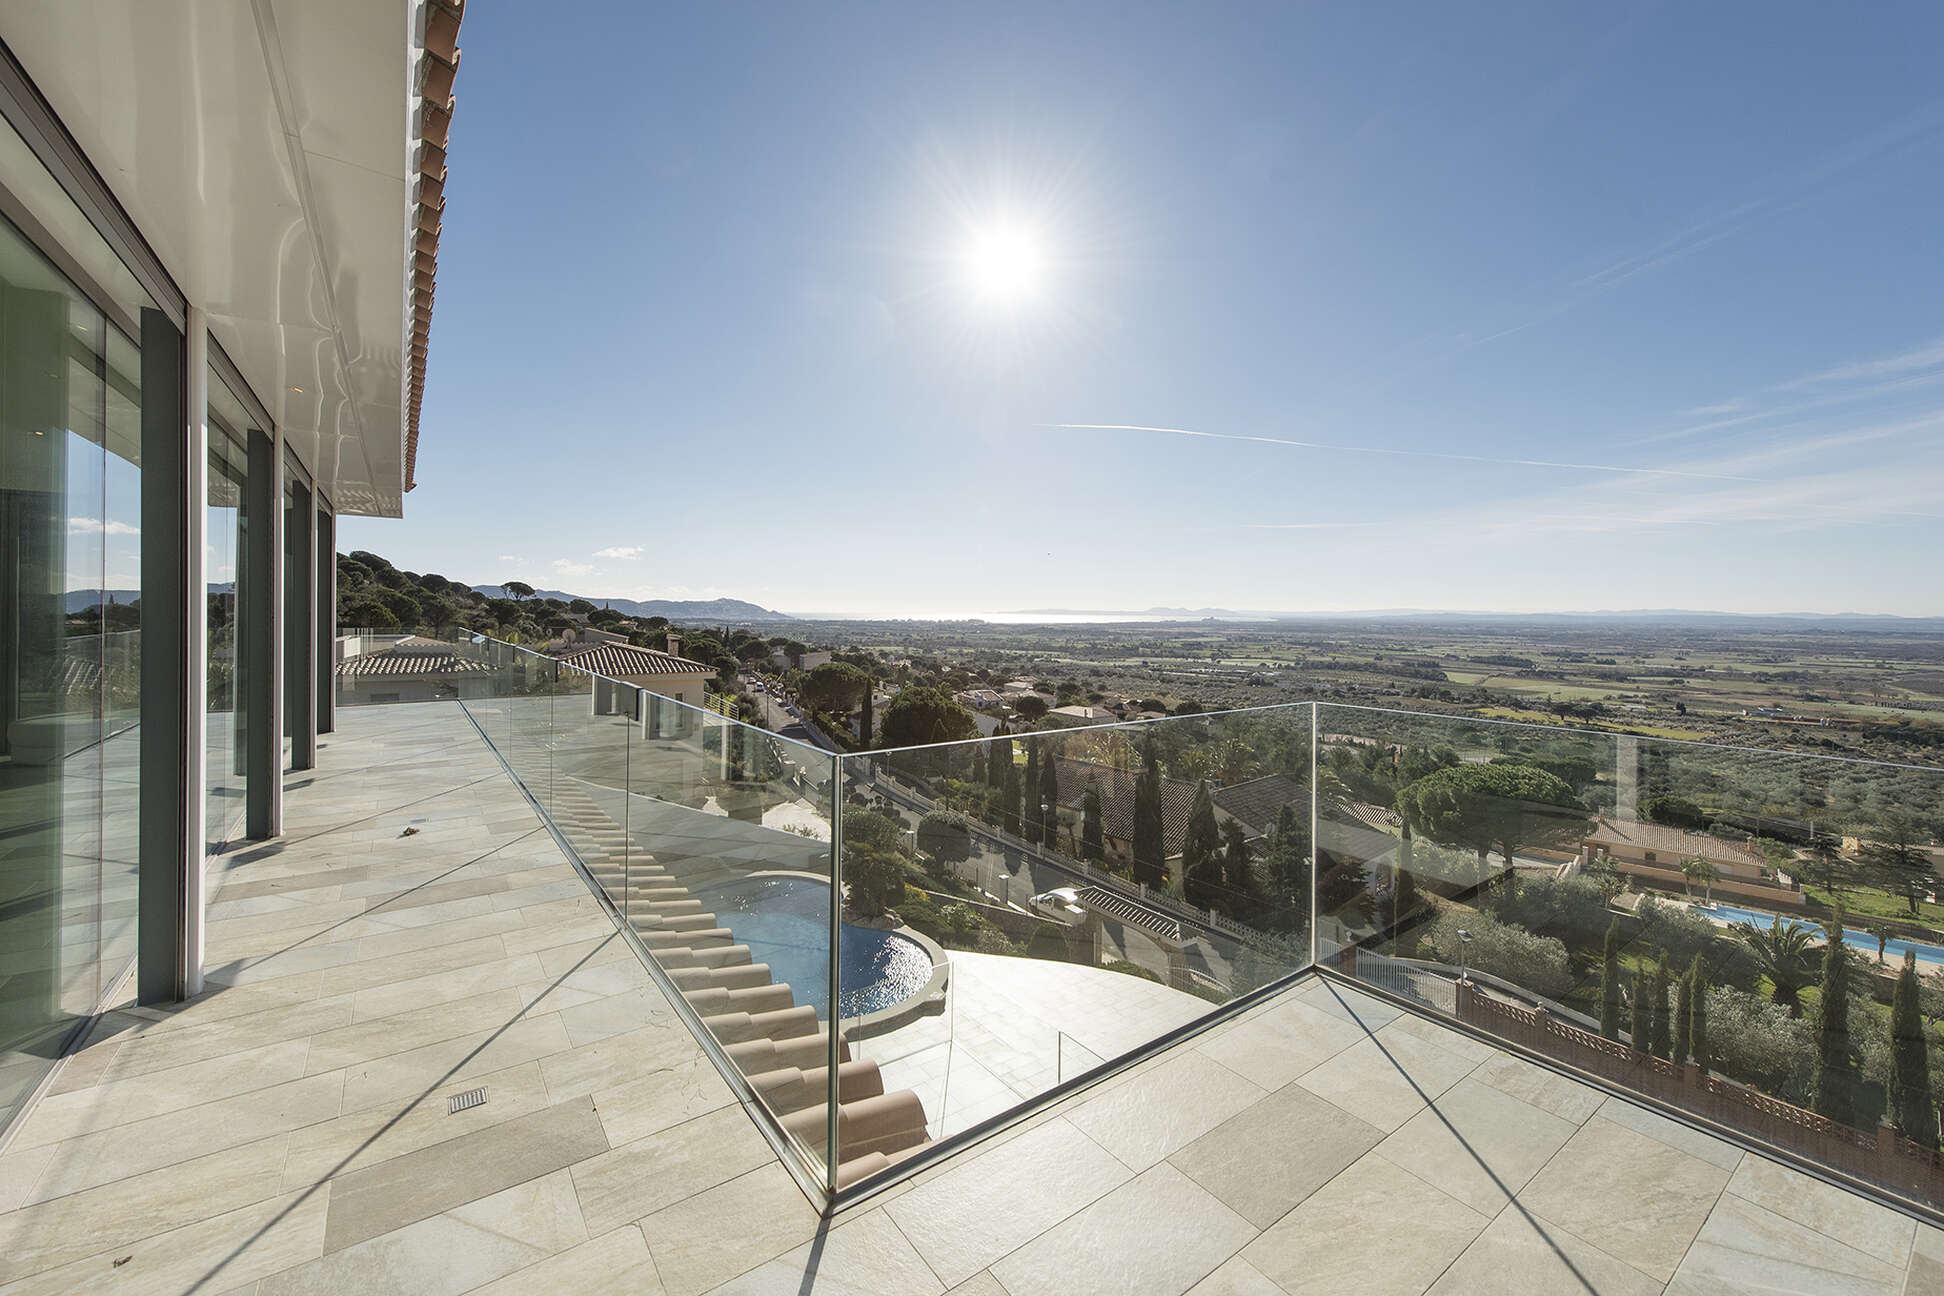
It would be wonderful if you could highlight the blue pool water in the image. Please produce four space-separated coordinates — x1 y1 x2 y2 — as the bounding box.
699 876 934 1020
1698 901 1944 966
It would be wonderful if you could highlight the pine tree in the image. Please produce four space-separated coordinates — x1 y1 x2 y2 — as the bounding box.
859 681 873 746
1649 953 1673 1059
1131 742 1166 889
1890 952 1937 1149
1812 911 1861 1127
1265 803 1311 934
1687 954 1708 1071
1022 744 1043 843
1598 920 1622 1041
1629 970 1650 1051
1081 777 1104 862
1674 957 1694 1065
1038 743 1061 848
1182 780 1224 910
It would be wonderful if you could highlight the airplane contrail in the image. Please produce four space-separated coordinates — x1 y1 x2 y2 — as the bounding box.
1043 424 1767 483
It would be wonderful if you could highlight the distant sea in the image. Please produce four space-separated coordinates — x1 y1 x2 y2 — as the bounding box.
788 610 1266 624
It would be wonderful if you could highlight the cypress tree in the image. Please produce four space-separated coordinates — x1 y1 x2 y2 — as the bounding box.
1687 954 1708 1072
1022 744 1043 843
1674 957 1694 1065
1002 749 1022 837
1223 821 1255 909
1038 744 1061 847
859 681 873 746
1131 744 1166 889
1812 911 1861 1127
1598 920 1622 1041
1081 778 1104 861
1629 970 1650 1050
1393 867 1418 931
1182 780 1223 910
970 744 986 785
988 725 1011 789
1649 953 1673 1059
1890 952 1937 1149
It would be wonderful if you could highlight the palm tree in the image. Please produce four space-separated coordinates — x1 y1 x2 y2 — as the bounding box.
1735 916 1820 1018
1865 919 1894 964
1680 855 1720 903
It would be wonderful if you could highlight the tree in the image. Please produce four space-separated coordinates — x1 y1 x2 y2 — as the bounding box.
802 661 870 714
1864 919 1894 964
1629 969 1651 1048
1131 742 1167 889
1674 956 1695 1064
1263 803 1311 935
1038 745 1061 848
1396 762 1590 881
1680 855 1720 903
1013 695 1049 722
1864 814 1936 917
1002 750 1022 836
1222 821 1255 908
1649 953 1673 1059
1735 916 1819 1017
987 726 1011 790
1081 778 1104 861
879 687 978 747
1800 831 1854 901
916 811 972 867
1182 780 1224 910
1890 952 1938 1149
1022 744 1043 844
1599 920 1623 1041
859 683 873 747
1688 955 1709 1071
846 843 909 919
502 580 535 600
1392 865 1418 930
1642 796 1708 831
1812 912 1862 1127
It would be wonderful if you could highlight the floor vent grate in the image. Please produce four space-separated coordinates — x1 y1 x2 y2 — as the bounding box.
448 1087 488 1114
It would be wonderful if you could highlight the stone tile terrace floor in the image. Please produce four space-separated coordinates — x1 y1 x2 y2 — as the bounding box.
0 701 1939 1295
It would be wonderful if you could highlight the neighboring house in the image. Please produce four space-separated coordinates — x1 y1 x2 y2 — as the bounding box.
1210 773 1308 840
335 635 494 704
1046 704 1116 727
767 648 831 672
1581 818 1802 904
957 688 1005 710
552 641 716 711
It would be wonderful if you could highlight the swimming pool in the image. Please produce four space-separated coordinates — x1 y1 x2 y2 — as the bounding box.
698 875 934 1020
1696 901 1944 966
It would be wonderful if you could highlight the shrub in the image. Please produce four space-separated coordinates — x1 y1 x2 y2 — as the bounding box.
1427 912 1574 1000
1490 875 1612 951
845 843 911 919
1706 985 1814 1103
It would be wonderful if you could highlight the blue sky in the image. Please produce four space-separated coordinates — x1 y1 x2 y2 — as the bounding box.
346 2 1944 616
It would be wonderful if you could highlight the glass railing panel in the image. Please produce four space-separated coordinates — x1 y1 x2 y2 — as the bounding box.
621 686 840 1186
831 704 1315 1178
547 663 632 876
1317 701 1944 1214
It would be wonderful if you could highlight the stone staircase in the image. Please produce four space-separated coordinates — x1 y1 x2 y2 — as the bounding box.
549 780 931 1185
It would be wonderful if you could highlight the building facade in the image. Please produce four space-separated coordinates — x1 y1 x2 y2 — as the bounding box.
0 2 447 1140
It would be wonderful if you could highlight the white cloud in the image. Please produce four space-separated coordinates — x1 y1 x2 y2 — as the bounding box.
551 559 594 580
496 554 524 563
593 546 643 559
67 517 139 536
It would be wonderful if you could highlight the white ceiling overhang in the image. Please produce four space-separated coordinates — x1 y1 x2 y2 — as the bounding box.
0 0 421 517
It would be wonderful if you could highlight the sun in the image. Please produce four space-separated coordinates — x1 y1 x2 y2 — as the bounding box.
962 223 1047 303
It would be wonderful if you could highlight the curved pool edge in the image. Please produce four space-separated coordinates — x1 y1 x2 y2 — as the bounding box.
715 870 951 1034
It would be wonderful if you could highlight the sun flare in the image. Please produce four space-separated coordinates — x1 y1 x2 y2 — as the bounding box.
962 224 1047 303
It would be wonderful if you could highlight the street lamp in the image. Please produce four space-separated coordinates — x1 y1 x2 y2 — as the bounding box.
1457 927 1474 985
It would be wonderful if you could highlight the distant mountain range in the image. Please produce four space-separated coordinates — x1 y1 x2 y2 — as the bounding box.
469 586 793 622
1000 607 1944 631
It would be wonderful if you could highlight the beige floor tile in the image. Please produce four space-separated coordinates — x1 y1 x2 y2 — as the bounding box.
707 1208 943 1296
260 1169 587 1296
336 1014 572 1113
467 1226 665 1296
886 1117 1134 1288
305 987 530 1073
1170 1082 1385 1227
1468 1052 1607 1125
1372 1076 1577 1215
1667 1191 1907 1295
1244 1154 1488 1296
571 1105 776 1235
1429 1205 1663 1296
1195 999 1365 1091
321 1096 609 1252
1592 1095 1744 1172
1066 1049 1266 1172
1294 1025 1482 1132
639 1162 822 1296
1519 1114 1731 1283
591 1054 735 1147
942 1274 1007 1296
1185 1256 1285 1295
1727 1154 1918 1267
990 1163 1255 1296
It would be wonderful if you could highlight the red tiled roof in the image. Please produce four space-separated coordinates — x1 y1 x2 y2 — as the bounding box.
336 637 491 678
1049 757 1198 855
1584 818 1767 870
551 642 714 679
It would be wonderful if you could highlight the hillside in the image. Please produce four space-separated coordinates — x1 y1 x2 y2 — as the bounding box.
467 587 791 622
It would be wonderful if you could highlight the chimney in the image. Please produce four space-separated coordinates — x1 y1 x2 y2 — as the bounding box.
665 631 681 659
